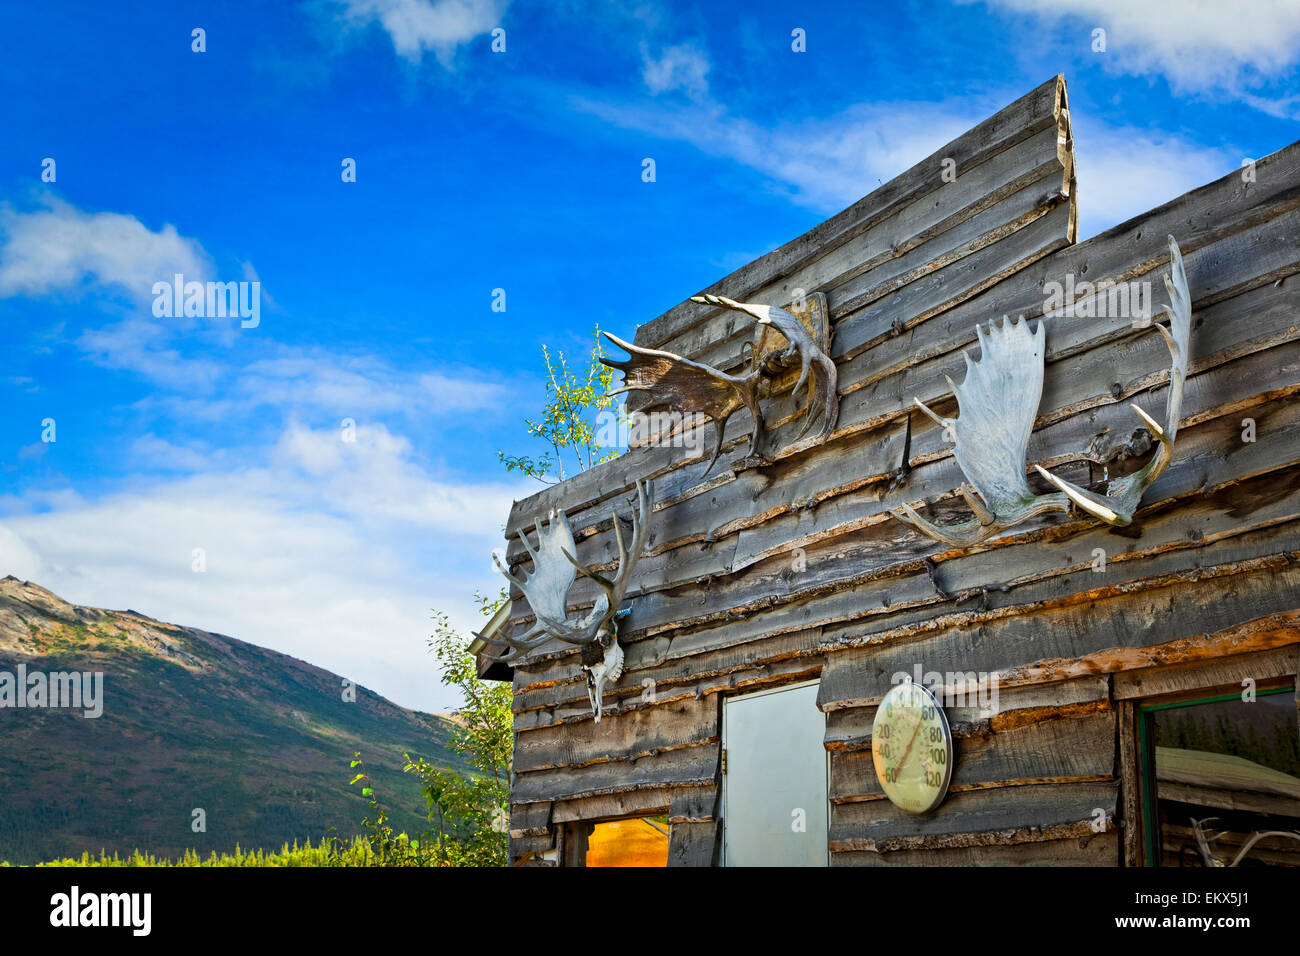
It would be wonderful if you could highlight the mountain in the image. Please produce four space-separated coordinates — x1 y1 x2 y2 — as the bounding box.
0 577 465 864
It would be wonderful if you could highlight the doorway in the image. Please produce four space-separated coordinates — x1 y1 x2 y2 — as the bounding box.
722 680 829 866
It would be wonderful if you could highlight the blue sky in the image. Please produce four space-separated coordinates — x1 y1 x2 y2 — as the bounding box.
2 0 1298 713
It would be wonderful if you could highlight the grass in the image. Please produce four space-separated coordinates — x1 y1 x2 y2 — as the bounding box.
3 836 403 867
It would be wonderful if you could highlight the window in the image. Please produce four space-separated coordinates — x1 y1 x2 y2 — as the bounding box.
1140 685 1300 866
566 816 669 867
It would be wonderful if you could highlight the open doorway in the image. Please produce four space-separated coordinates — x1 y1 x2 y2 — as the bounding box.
722 680 828 866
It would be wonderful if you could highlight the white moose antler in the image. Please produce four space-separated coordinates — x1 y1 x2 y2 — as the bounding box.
891 315 1069 546
1034 235 1192 526
480 479 654 664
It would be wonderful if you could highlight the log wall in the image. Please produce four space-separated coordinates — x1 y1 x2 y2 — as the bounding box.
492 75 1300 866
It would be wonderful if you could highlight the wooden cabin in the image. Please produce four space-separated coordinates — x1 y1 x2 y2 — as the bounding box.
479 75 1300 866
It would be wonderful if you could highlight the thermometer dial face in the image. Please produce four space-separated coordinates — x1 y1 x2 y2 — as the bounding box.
871 681 953 813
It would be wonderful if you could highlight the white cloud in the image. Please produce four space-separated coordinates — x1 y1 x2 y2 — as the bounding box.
129 434 215 472
0 421 531 713
572 77 1241 240
235 353 506 418
1070 116 1239 239
982 0 1300 92
77 317 228 392
0 196 211 300
573 93 976 212
641 42 711 99
331 0 506 67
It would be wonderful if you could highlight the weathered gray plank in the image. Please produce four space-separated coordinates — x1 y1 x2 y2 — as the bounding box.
1113 644 1300 700
830 710 1115 803
832 831 1116 865
513 695 717 773
829 780 1117 850
633 75 1067 351
667 820 719 867
511 741 718 805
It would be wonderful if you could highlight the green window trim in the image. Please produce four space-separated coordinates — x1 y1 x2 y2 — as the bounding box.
1138 684 1296 866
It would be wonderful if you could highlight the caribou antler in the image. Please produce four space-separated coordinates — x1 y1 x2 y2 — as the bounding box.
691 294 839 446
1034 235 1191 526
602 294 838 477
602 332 761 478
891 315 1069 546
480 480 654 662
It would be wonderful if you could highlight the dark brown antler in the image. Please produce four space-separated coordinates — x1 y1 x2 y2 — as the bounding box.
601 332 760 477
601 294 838 477
691 295 839 446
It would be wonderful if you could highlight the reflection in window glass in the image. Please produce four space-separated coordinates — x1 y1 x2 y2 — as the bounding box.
1149 689 1300 867
583 816 669 867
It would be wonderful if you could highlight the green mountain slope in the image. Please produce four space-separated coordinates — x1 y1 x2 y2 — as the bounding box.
0 576 464 864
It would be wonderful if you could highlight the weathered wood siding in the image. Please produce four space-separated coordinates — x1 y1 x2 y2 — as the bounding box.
496 74 1300 865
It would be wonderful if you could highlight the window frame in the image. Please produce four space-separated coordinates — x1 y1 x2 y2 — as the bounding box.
1137 681 1298 866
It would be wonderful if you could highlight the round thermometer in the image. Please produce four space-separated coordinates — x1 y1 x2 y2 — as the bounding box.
871 680 953 813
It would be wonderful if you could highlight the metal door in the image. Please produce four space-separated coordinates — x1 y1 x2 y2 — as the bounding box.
722 681 828 866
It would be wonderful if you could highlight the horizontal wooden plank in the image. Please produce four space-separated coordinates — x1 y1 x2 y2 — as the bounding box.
550 786 688 824
832 831 1116 865
508 801 551 839
513 695 717 773
1113 644 1300 701
830 710 1115 804
511 740 719 805
829 780 1117 850
514 654 823 729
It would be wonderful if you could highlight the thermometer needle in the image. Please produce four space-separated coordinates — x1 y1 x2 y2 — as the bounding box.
893 710 924 774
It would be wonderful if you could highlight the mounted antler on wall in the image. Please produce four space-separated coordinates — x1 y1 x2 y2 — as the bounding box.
892 234 1193 546
480 479 653 721
1033 236 1192 526
603 294 838 476
891 315 1070 546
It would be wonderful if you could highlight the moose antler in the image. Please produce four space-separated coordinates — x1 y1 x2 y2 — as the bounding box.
602 294 838 477
892 235 1194 546
1033 235 1191 526
536 477 654 646
480 480 654 662
891 315 1069 546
